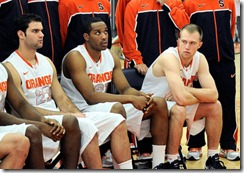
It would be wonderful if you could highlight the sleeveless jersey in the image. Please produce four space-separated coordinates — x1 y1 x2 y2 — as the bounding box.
141 47 200 96
61 44 114 110
4 51 58 111
0 64 8 112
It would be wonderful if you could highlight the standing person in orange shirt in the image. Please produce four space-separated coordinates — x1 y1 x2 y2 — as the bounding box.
115 0 131 48
120 0 189 74
58 0 112 57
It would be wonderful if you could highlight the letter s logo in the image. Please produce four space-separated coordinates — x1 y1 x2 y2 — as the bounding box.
218 0 224 7
98 2 104 10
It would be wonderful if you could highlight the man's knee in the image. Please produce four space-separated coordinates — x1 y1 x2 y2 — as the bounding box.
5 133 30 155
154 97 168 115
155 97 167 108
213 100 222 111
206 101 222 118
170 105 187 123
25 125 42 144
111 103 126 118
16 135 30 154
62 115 80 132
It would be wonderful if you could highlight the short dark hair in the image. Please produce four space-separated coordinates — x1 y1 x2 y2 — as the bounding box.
83 17 105 34
181 24 203 41
15 13 42 34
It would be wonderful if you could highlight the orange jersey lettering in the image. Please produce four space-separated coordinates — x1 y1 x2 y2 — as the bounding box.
181 76 195 87
0 81 7 92
26 75 52 89
88 71 112 83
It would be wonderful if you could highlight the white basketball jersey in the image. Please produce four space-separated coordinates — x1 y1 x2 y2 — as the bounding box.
0 64 8 112
61 44 115 110
4 51 58 111
141 47 200 96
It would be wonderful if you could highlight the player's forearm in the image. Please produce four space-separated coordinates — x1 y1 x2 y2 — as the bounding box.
17 103 46 122
186 87 218 103
120 87 141 96
0 111 44 127
35 107 63 116
174 90 199 106
53 94 81 114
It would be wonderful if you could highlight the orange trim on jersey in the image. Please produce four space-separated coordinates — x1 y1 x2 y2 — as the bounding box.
84 44 102 65
177 47 193 69
15 50 39 68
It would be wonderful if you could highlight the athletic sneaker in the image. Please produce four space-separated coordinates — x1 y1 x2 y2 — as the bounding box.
186 147 202 160
139 152 152 160
102 150 113 168
154 160 180 169
165 154 186 162
205 154 226 169
219 149 240 161
178 153 187 163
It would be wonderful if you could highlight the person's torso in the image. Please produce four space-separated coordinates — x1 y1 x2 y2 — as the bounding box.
4 51 58 110
125 0 179 66
61 44 114 110
141 47 200 97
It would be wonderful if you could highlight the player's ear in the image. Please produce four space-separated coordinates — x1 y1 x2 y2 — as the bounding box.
17 30 25 39
177 38 180 46
83 33 89 41
198 41 203 49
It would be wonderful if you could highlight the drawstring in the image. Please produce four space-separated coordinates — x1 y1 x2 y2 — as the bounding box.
157 10 162 54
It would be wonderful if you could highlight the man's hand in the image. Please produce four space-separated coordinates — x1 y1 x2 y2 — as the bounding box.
157 0 167 6
131 95 149 110
140 92 153 100
143 94 158 115
135 63 148 75
42 118 66 141
132 92 157 114
164 91 175 101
